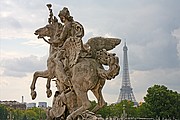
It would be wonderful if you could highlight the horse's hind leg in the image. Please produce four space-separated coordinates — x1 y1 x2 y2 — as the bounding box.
46 77 52 98
66 89 91 120
30 70 50 99
91 79 106 112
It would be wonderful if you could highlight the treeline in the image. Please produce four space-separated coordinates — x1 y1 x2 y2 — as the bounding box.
0 106 46 120
0 85 179 120
93 85 180 120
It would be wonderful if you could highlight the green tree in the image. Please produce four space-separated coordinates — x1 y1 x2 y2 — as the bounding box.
22 114 28 120
113 102 123 118
97 101 139 119
120 100 137 118
136 102 152 118
24 107 46 120
97 103 110 119
0 104 8 119
89 100 97 111
25 109 37 120
13 109 24 120
144 84 180 120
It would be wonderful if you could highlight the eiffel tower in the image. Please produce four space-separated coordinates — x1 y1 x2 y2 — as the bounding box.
117 42 138 105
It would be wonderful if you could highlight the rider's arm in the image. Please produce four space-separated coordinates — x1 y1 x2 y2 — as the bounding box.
52 24 68 44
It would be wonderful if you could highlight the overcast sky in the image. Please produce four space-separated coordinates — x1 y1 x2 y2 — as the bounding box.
0 0 180 106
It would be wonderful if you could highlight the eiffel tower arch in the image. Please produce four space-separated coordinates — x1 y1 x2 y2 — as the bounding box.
117 42 138 105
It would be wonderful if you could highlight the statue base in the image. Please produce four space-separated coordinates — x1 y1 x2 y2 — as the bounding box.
76 110 104 120
47 110 104 120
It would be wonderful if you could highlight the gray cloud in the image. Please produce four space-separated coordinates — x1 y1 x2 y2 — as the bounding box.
1 55 47 77
58 0 180 71
0 0 47 31
110 1 180 71
0 16 22 29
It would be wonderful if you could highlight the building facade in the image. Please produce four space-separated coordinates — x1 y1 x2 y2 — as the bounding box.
26 102 36 108
38 102 47 108
0 100 26 110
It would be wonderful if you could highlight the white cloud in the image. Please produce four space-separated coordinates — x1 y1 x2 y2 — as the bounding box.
1 54 47 77
22 39 48 47
172 28 180 59
0 50 25 59
0 67 8 87
131 68 180 101
0 0 48 47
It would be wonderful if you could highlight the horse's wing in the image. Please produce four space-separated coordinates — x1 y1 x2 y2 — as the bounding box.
86 37 121 51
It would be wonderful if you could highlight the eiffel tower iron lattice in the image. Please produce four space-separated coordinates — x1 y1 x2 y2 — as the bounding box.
117 42 137 104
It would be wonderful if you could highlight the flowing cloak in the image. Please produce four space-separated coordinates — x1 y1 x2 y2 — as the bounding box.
63 21 84 68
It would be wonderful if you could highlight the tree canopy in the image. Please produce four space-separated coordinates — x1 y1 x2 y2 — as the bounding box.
0 105 46 120
144 84 180 120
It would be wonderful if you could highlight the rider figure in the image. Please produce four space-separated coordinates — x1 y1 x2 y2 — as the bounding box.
51 7 74 86
52 7 73 46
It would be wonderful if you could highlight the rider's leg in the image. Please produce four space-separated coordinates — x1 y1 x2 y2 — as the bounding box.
54 57 70 86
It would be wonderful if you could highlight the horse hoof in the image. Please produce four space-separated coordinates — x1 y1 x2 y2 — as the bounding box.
31 91 37 100
46 89 52 98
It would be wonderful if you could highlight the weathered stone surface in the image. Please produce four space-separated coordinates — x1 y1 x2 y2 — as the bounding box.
30 4 121 120
77 110 104 120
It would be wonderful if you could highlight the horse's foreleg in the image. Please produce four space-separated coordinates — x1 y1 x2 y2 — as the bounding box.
30 70 50 100
91 79 106 113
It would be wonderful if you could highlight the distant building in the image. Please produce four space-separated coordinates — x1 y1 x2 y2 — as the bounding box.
38 102 47 108
26 102 36 108
0 100 26 110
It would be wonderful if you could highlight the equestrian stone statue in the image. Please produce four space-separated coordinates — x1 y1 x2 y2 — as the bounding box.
30 4 121 120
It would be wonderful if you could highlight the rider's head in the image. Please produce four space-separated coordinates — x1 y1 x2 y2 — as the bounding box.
58 7 73 23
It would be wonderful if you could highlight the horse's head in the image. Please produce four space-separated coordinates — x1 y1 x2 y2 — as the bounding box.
34 22 63 39
34 24 55 38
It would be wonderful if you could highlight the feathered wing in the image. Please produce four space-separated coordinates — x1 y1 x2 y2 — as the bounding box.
85 37 121 80
86 37 121 51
